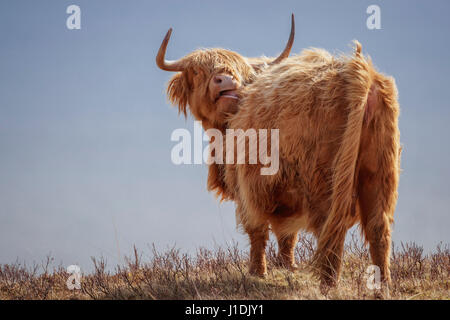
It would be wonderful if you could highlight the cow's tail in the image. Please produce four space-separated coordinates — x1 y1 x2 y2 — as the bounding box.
313 41 374 275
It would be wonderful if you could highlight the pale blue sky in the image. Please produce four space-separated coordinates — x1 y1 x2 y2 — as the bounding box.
0 0 449 270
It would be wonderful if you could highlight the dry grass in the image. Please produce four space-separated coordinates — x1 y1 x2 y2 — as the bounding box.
0 234 448 300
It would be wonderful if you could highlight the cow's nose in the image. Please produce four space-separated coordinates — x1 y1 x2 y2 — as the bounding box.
210 74 236 89
213 75 229 84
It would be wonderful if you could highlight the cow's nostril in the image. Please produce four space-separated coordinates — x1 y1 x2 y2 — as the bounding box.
215 77 222 84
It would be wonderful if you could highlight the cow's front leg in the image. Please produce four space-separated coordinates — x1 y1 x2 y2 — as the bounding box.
272 227 298 271
245 224 269 277
277 234 299 270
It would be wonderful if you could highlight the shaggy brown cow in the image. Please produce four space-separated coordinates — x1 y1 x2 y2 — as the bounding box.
157 20 401 295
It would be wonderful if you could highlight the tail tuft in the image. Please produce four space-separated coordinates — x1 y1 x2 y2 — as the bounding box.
353 40 362 56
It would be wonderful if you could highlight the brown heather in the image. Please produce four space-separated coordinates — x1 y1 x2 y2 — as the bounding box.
0 234 448 300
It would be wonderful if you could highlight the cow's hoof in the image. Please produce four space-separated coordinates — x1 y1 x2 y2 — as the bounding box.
319 278 337 296
248 266 267 278
319 282 330 296
373 284 391 300
254 272 267 279
284 263 299 272
276 260 299 272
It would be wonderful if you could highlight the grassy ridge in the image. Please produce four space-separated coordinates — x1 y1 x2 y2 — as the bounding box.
0 234 448 300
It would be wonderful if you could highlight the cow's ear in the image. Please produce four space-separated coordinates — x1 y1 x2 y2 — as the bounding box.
250 62 268 73
167 73 189 117
247 57 269 74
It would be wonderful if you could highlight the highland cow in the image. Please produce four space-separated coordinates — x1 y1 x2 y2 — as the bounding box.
156 18 401 296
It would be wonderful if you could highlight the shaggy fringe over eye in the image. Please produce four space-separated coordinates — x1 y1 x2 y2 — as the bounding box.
166 49 257 118
167 73 189 117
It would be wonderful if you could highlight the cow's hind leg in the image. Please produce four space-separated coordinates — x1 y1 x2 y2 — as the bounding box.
316 229 347 291
358 176 393 297
365 222 391 299
245 223 269 277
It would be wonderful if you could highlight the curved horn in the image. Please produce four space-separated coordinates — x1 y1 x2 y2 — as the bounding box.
156 28 185 72
269 14 295 65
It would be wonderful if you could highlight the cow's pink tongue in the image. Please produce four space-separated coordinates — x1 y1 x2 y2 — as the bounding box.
220 90 239 100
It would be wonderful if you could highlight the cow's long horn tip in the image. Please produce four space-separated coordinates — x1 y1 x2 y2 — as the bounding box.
165 28 173 41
